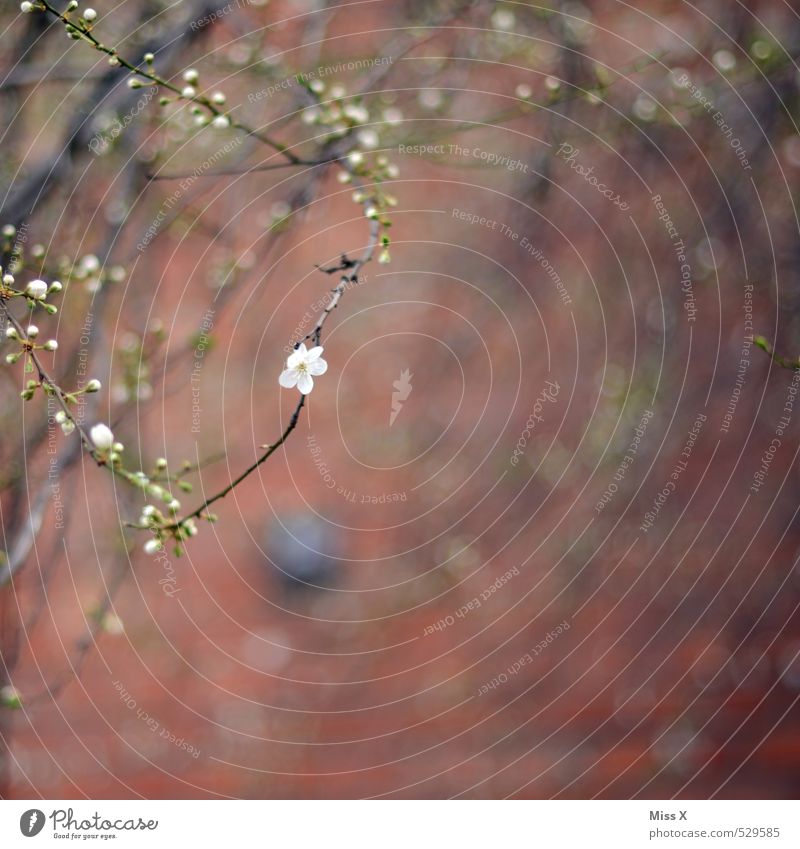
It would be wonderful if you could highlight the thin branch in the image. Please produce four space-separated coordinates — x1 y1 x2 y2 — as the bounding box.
163 214 381 530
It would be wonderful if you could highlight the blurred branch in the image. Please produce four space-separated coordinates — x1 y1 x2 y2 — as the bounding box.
754 335 800 370
1 0 222 224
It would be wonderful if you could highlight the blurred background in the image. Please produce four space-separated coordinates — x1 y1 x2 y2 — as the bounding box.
1 0 800 798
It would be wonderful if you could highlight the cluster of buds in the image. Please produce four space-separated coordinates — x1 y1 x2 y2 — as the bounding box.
34 1 102 38
156 66 229 129
303 81 402 266
0 266 61 316
5 322 59 368
300 81 375 143
346 154 398 264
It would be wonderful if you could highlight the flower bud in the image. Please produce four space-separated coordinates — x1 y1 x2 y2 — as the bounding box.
26 325 39 338
144 539 162 555
90 423 114 451
83 8 97 21
25 279 47 300
86 378 102 392
5 326 18 339
43 339 58 351
0 685 21 708
182 68 199 84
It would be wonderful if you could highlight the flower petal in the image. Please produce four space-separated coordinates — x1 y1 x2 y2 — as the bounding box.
308 357 327 376
279 368 299 388
297 372 314 394
286 346 305 368
306 346 324 361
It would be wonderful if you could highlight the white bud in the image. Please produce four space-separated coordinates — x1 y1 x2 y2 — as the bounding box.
86 378 102 392
43 339 58 351
61 420 75 435
364 205 379 219
20 1 34 12
182 68 199 84
143 52 154 63
25 279 48 300
26 325 39 338
357 129 379 149
181 85 196 98
83 8 97 21
3 273 14 285
90 423 114 451
167 499 180 512
212 114 230 128
55 410 67 424
211 91 226 104
144 539 162 555
5 326 18 339
48 280 62 293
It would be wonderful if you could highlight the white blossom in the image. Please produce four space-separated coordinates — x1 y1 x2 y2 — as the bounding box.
279 343 327 395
